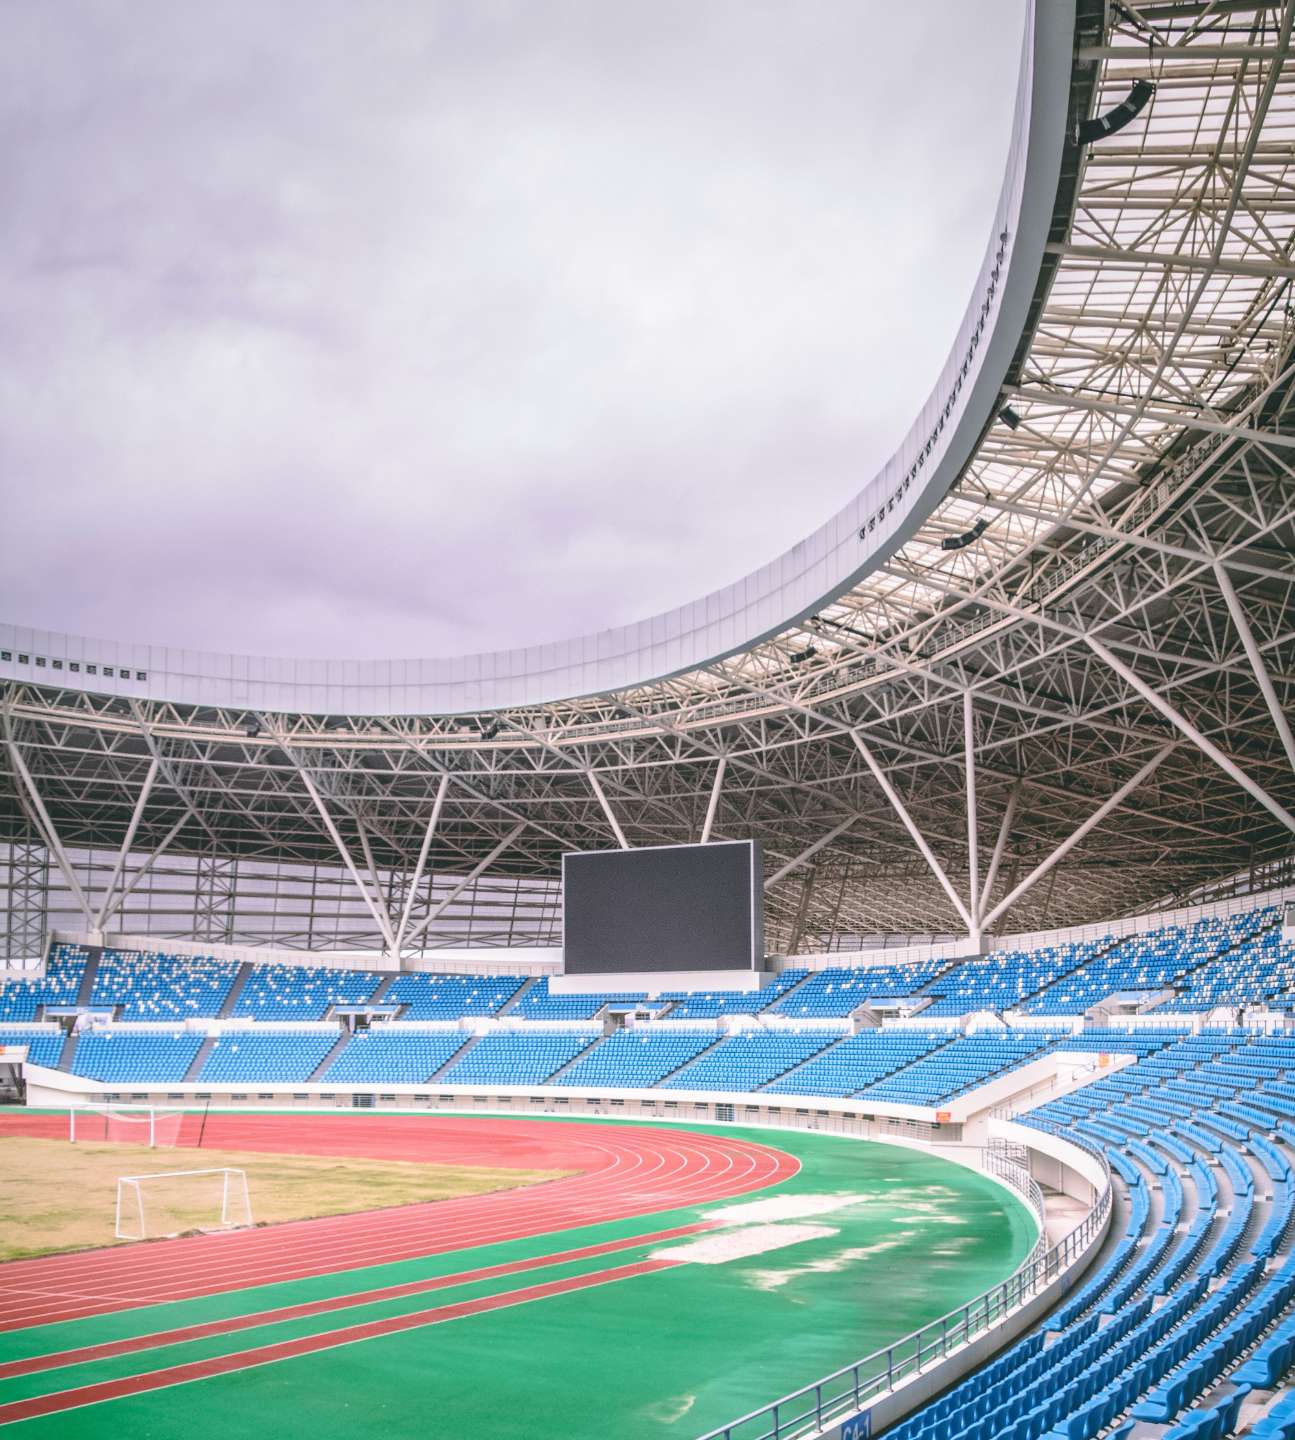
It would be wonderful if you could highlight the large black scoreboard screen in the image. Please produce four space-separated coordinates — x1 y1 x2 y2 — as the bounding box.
562 840 763 974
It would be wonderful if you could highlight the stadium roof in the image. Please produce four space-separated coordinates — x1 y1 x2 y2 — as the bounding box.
3 0 1294 952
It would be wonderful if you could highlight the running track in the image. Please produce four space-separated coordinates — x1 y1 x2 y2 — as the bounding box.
0 1112 798 1333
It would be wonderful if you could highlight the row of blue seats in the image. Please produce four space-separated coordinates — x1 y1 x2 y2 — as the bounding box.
913 1030 1295 1440
1253 1391 1295 1439
5 901 1291 1028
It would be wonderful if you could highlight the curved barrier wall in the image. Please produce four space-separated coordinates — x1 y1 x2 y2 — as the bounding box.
0 1 1075 716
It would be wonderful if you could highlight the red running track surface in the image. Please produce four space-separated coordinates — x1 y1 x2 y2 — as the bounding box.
0 1112 798 1332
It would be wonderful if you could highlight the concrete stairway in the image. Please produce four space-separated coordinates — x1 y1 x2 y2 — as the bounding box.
308 1030 353 1082
218 963 253 1018
495 977 537 1016
184 1036 219 1081
57 1031 79 1072
428 1035 479 1081
756 1032 851 1091
74 948 103 1007
654 1033 730 1086
542 1034 606 1082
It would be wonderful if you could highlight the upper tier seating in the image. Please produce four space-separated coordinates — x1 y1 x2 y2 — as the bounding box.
198 1030 339 1083
0 944 87 1021
233 964 382 1021
658 971 809 1019
92 949 240 1020
71 1031 203 1083
660 1029 839 1090
861 1029 1059 1104
1157 909 1288 1011
386 973 524 1020
762 1028 950 1097
919 940 1108 1017
511 979 651 1021
553 1029 719 1088
0 1025 64 1068
322 1030 468 1084
1025 915 1262 1014
771 961 948 1018
437 1031 598 1085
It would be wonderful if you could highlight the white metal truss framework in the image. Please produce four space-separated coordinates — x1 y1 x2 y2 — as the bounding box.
2 0 1293 959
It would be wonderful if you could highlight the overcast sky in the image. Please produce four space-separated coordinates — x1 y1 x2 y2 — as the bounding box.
1 0 1026 661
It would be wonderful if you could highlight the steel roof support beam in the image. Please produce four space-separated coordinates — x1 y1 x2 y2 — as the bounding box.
849 730 973 931
94 757 159 931
964 691 980 939
392 773 449 956
1213 561 1295 776
587 769 629 850
764 812 862 890
128 702 223 849
980 778 1022 920
400 822 528 954
981 744 1175 932
1009 385 1295 452
355 822 389 921
100 813 190 930
1085 635 1295 834
285 752 398 952
1 716 93 927
1044 240 1295 283
700 756 726 844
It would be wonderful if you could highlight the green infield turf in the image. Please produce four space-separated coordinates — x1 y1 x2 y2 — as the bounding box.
0 1120 1036 1440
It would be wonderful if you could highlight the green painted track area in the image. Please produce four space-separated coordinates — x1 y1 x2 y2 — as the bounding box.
0 1120 1035 1439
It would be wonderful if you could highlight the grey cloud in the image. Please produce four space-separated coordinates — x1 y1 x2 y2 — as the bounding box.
0 0 1027 660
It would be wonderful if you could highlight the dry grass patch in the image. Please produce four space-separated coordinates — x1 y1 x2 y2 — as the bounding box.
0 1136 570 1261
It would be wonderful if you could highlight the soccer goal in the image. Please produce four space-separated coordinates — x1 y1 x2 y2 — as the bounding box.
115 1167 253 1241
70 1103 185 1149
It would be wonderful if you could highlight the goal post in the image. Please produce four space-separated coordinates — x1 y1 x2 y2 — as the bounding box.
115 1167 252 1241
70 1104 185 1149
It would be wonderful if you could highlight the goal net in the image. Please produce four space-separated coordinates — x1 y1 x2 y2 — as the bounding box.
116 1167 253 1241
70 1104 185 1149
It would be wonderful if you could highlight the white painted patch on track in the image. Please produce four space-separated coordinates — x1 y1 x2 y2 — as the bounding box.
652 1224 837 1265
702 1193 863 1226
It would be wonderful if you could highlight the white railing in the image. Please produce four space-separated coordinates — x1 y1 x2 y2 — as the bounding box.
694 1148 1110 1440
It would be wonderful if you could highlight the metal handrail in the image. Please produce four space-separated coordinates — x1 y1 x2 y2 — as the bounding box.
694 1145 1112 1440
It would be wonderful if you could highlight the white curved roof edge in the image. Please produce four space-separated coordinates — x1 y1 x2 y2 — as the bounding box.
2 1 1074 718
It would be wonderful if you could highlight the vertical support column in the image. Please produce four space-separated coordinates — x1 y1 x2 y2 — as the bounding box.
700 757 726 844
393 774 450 956
979 779 1022 921
2 830 49 967
95 758 160 931
193 852 237 945
963 692 980 942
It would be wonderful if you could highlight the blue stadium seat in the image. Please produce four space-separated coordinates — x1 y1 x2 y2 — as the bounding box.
198 1030 339 1083
0 944 88 1021
234 964 382 1021
71 1030 203 1083
323 1029 468 1083
92 948 241 1019
553 1028 719 1088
